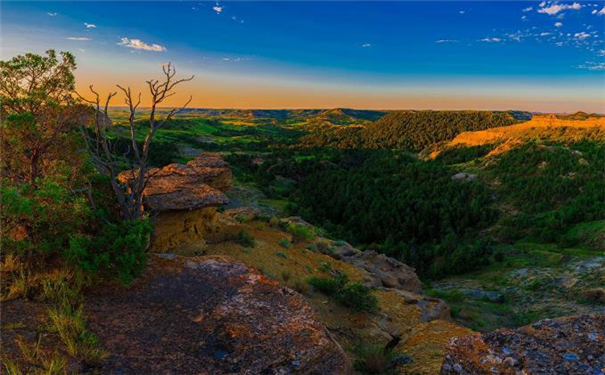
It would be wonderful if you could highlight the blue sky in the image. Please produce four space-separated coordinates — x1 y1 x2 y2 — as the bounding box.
2 1 604 111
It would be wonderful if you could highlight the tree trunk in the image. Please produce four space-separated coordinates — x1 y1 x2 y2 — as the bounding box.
29 149 40 184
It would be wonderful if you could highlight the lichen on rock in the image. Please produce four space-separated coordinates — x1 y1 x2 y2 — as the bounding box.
441 314 605 374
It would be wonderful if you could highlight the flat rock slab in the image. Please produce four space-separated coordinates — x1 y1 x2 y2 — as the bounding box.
86 255 351 374
441 314 605 374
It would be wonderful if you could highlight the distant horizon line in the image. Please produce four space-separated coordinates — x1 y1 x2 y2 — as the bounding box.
106 106 604 115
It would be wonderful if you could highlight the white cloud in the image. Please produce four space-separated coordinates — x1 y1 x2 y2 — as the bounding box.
221 57 250 62
361 43 372 47
523 7 533 12
435 39 458 43
67 37 91 41
540 32 551 36
574 31 591 40
459 10 466 14
213 5 223 14
598 7 605 15
539 1 546 7
555 22 563 27
84 23 96 28
480 37 502 43
118 38 166 52
577 62 605 70
47 12 57 17
538 2 582 15
521 15 528 21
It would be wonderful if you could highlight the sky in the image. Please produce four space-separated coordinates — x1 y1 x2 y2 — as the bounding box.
1 1 604 112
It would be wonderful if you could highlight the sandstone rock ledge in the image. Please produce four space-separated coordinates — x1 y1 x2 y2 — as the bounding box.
441 314 605 374
86 255 352 374
118 153 233 252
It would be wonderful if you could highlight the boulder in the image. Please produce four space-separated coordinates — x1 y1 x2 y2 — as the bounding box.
118 153 232 252
224 206 262 222
342 250 423 294
86 255 352 374
451 172 477 182
441 314 605 374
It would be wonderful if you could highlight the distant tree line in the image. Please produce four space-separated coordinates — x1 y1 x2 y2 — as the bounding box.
298 110 520 151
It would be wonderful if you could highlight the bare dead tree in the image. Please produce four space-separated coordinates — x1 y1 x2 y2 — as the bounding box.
76 63 194 220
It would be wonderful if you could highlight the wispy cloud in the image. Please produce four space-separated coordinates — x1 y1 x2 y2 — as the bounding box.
537 2 582 15
47 12 57 17
221 57 250 62
577 61 605 70
598 7 605 15
361 43 372 48
213 5 223 14
522 6 533 12
479 37 502 43
555 22 563 27
435 39 458 43
574 31 591 40
84 23 97 28
118 38 166 52
67 37 91 41
459 10 466 14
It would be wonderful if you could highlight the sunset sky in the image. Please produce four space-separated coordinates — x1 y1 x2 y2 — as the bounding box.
2 1 604 112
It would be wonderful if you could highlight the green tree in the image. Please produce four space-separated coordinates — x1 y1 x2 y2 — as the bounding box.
0 50 89 184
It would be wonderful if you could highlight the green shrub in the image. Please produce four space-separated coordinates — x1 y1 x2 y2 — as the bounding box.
336 283 378 313
308 274 378 312
308 274 348 295
286 223 315 243
318 261 333 273
279 238 290 248
66 219 152 284
1 177 91 260
236 230 256 247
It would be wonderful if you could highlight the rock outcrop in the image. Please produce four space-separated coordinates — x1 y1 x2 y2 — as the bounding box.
441 314 605 374
310 237 423 294
449 114 605 147
118 153 232 252
86 255 352 374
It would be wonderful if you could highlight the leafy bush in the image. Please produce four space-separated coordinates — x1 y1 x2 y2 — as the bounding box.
1 176 91 261
308 274 348 295
236 230 256 247
66 219 152 284
337 282 378 312
286 223 315 243
279 238 290 248
308 274 378 312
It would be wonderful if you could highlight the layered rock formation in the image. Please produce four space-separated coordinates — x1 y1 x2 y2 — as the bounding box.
86 255 352 374
449 114 605 147
118 153 232 252
441 314 605 374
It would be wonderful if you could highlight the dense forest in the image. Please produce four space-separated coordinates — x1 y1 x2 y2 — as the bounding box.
298 110 522 151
